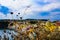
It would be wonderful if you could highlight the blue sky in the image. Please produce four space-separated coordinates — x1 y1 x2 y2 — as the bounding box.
0 0 60 21
0 5 10 14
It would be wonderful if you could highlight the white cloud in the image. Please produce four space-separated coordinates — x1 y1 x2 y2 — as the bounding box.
0 0 60 20
42 3 60 11
0 0 32 10
0 12 6 19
